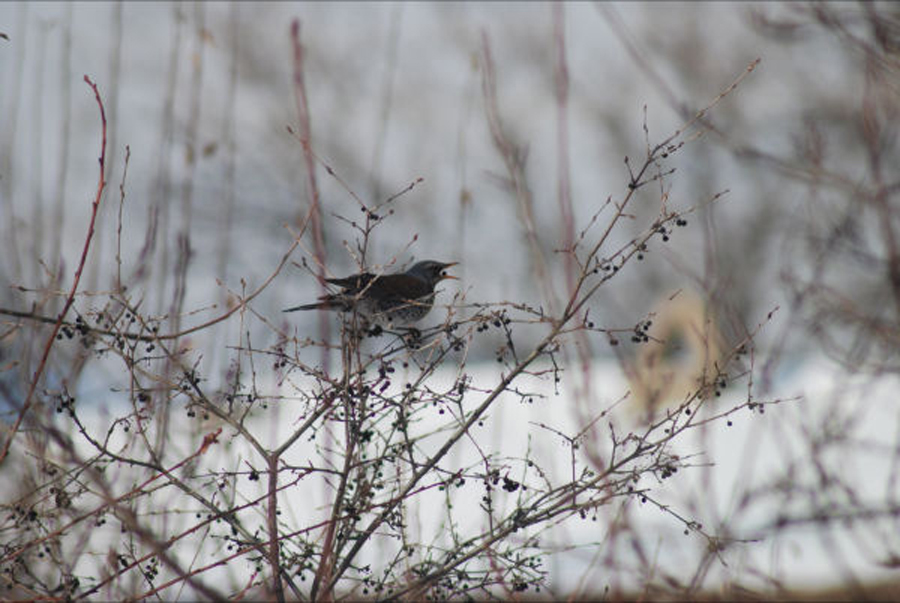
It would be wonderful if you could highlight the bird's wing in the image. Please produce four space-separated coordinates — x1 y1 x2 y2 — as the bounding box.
325 272 376 293
367 274 431 302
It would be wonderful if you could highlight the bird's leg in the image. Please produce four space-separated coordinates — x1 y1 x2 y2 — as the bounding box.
402 327 422 349
339 310 372 343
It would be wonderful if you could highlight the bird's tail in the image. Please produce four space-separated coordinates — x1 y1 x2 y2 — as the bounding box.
283 303 318 313
283 299 342 313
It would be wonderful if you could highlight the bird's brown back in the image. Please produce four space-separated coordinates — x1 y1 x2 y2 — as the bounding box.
329 273 432 303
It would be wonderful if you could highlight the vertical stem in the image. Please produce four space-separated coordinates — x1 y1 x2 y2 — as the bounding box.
266 454 286 603
291 19 331 368
553 3 575 299
50 3 73 279
311 329 357 602
480 32 557 314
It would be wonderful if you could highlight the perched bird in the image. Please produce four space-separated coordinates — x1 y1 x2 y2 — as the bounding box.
284 260 458 328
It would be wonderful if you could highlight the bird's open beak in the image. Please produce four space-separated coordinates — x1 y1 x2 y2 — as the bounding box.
440 262 459 280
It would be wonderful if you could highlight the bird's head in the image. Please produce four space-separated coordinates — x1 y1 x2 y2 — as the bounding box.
407 260 459 286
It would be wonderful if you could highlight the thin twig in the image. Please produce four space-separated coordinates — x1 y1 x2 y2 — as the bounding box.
0 76 107 467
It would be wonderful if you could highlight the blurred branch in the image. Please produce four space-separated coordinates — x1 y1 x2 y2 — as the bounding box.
480 31 557 314
291 19 331 356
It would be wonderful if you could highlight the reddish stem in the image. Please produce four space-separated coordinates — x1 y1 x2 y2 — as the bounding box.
0 75 107 467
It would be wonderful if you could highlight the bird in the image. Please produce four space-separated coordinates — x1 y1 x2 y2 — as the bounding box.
284 260 458 328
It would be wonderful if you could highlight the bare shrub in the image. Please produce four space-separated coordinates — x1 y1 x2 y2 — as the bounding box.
0 19 771 600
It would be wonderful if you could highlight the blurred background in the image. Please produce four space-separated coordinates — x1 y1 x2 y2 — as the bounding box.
1 1 899 598
2 2 897 369
1 2 895 359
